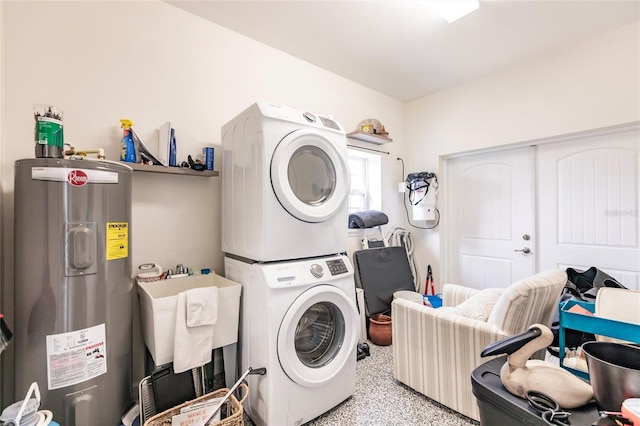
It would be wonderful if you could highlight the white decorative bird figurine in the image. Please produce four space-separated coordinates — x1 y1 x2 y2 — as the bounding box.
481 324 594 408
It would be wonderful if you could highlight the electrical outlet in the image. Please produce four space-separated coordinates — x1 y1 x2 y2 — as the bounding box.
398 182 406 193
424 207 436 221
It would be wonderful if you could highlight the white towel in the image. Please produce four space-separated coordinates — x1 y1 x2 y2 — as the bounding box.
187 287 219 327
173 287 218 373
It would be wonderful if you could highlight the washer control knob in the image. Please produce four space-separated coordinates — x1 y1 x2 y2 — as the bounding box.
303 112 316 123
310 263 324 278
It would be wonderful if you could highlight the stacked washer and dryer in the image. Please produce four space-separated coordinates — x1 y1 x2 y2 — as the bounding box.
221 103 360 426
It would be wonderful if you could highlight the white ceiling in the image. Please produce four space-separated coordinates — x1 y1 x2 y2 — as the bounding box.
167 0 640 102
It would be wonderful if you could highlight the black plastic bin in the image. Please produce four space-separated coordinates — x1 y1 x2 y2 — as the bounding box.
471 357 599 425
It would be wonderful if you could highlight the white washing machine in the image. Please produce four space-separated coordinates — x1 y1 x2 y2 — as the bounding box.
225 254 359 426
221 102 350 262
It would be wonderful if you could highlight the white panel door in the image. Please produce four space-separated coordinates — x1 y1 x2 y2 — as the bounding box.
538 127 640 290
446 147 536 289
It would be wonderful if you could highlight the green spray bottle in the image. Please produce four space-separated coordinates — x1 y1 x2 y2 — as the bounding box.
120 119 136 163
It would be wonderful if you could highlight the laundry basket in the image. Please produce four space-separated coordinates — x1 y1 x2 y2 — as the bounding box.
143 383 248 426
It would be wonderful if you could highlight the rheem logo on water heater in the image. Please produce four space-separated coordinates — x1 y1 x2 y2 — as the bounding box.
67 169 88 186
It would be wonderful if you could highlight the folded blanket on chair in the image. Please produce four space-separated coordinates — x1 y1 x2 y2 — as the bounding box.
348 210 389 229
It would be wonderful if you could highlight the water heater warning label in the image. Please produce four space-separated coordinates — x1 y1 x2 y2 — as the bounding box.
106 222 128 260
46 324 107 390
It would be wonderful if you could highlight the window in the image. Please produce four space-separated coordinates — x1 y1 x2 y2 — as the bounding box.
347 149 381 214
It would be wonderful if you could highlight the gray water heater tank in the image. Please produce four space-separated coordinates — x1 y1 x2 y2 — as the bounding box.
13 158 133 426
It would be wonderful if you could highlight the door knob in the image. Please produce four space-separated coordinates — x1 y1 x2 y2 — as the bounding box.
514 247 531 254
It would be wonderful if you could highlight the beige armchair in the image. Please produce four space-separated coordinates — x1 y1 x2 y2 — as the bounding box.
392 269 567 421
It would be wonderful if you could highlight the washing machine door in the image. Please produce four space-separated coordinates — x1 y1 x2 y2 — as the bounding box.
277 285 359 388
271 129 349 223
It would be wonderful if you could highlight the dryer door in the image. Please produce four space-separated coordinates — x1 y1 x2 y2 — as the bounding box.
271 129 349 223
277 284 359 388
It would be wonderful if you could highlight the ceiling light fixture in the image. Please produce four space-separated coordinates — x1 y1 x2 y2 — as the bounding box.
427 0 480 23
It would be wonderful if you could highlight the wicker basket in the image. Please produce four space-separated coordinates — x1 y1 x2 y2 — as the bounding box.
143 383 248 426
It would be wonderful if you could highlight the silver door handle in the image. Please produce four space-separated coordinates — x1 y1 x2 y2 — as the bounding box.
514 247 531 254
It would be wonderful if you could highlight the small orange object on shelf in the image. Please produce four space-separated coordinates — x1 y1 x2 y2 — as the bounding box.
566 304 593 316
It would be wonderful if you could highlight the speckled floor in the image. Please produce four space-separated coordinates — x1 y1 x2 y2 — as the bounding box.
244 342 479 426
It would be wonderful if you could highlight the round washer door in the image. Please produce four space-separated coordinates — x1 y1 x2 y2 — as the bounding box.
271 129 349 223
277 284 359 388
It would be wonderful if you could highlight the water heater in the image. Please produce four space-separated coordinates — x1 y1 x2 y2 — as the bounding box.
14 158 133 425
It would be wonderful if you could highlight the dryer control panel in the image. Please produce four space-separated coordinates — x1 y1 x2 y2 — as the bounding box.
319 116 340 131
301 111 340 131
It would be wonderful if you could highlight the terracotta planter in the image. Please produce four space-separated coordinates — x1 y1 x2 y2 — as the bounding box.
369 314 392 346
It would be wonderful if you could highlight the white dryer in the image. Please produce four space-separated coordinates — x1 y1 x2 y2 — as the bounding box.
221 102 350 262
225 254 359 426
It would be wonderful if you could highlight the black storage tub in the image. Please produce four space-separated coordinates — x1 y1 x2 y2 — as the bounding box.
471 357 599 425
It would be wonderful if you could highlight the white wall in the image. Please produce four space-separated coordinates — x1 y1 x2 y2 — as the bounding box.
404 22 640 287
0 0 405 404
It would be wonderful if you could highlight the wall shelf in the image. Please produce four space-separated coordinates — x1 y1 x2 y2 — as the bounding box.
128 163 219 177
347 131 392 145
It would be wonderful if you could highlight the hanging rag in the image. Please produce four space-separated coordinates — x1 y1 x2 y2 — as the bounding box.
547 266 626 355
186 287 219 327
564 267 624 300
348 210 389 229
173 286 218 373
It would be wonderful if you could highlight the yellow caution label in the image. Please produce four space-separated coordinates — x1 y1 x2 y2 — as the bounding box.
106 222 128 260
